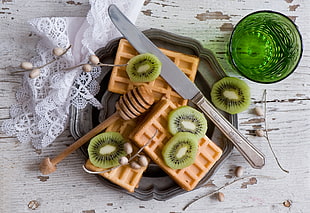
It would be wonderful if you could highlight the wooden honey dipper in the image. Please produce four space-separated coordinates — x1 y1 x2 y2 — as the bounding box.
40 85 154 175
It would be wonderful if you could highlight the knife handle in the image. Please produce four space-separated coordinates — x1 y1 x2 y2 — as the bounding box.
192 92 265 169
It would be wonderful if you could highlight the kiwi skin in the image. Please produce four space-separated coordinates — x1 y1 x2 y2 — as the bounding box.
168 105 207 139
126 53 162 82
210 77 251 114
162 132 198 170
88 132 126 169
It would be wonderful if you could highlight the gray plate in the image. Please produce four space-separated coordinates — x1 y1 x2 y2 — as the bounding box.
69 29 236 201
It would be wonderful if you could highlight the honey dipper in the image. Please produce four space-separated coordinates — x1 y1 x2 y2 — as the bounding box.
40 85 154 175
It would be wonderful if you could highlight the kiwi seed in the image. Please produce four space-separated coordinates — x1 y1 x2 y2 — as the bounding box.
162 132 198 169
88 132 126 168
168 105 207 139
210 77 251 114
126 53 162 82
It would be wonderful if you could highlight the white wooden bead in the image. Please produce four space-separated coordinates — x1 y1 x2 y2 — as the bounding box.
82 64 92 72
89 55 100 65
235 166 244 177
255 129 264 137
29 69 41 79
217 192 225 202
20 62 33 70
118 156 129 165
52 47 65 56
254 106 264 116
138 155 148 167
124 142 133 155
130 161 141 170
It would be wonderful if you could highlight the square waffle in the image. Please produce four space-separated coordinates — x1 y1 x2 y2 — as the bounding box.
85 118 149 193
129 98 223 191
108 39 200 106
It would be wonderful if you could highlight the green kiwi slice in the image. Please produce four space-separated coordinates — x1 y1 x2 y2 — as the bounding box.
162 132 198 169
168 106 207 138
88 132 126 168
126 53 162 82
210 77 251 114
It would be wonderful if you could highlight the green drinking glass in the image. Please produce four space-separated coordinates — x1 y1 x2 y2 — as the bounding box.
228 11 303 83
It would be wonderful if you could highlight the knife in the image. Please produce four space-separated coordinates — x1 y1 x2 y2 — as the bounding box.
108 4 265 169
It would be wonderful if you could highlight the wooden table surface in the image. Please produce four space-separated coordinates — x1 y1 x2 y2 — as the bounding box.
1 0 309 212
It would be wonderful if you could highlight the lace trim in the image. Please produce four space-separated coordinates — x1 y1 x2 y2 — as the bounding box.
1 0 143 149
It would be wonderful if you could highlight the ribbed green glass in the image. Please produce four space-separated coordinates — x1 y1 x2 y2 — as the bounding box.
229 11 302 83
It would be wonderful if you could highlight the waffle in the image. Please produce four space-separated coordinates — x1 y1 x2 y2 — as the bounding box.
108 39 200 106
129 98 223 191
85 118 149 193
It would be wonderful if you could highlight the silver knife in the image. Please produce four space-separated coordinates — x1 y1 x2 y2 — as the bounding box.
108 4 265 169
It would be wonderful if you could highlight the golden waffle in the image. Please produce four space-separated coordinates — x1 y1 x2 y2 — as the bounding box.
129 98 223 191
85 118 149 193
108 39 200 106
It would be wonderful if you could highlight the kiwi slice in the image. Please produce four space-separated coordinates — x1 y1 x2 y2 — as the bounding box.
162 132 198 169
88 132 126 168
168 106 207 138
210 77 251 114
126 53 161 82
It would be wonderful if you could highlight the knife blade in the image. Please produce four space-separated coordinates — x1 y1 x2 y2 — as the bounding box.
108 4 265 169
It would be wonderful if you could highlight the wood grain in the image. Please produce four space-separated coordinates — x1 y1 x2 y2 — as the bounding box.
1 0 309 212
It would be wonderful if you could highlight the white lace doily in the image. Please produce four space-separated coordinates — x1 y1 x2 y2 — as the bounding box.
1 0 144 149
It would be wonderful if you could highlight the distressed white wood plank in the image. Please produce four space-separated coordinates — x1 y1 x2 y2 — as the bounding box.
1 0 309 212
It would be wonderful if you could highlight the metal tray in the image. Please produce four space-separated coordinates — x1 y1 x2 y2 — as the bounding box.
69 29 236 201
